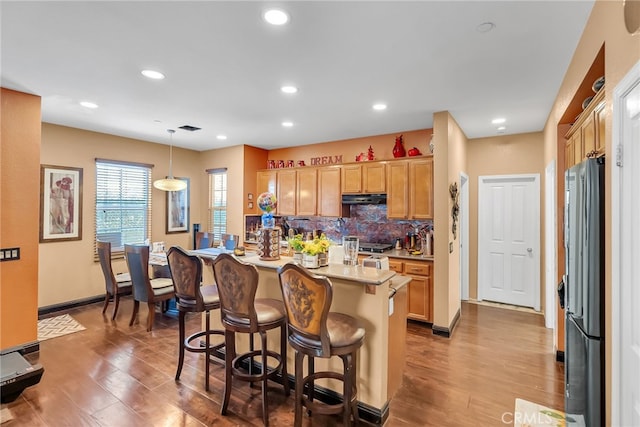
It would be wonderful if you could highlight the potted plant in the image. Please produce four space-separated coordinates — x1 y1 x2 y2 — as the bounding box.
288 234 305 263
301 234 331 268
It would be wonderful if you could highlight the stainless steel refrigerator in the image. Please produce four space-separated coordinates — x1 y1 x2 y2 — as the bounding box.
564 157 605 426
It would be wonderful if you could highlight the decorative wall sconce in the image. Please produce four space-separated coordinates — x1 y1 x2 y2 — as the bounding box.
449 182 459 240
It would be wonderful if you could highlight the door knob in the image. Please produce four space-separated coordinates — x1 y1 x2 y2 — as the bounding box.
527 248 533 253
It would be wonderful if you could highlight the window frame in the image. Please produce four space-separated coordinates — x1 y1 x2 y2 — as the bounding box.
207 168 228 244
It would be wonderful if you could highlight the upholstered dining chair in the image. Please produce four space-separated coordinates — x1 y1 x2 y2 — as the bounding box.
166 246 224 391
124 244 175 332
195 231 216 249
277 262 366 427
211 253 289 426
97 240 132 320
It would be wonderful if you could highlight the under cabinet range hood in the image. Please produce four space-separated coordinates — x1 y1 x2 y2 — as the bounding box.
341 193 387 205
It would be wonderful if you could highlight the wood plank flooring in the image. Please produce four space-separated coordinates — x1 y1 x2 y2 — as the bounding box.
1 300 564 426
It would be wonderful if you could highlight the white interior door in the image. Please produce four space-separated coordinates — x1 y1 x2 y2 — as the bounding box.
612 60 640 427
478 174 540 309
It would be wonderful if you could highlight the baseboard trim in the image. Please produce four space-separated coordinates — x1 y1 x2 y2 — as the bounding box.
1 341 40 356
211 347 388 425
432 307 461 338
556 350 565 363
38 295 105 316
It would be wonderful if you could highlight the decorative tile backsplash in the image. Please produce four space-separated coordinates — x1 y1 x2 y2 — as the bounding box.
282 205 432 244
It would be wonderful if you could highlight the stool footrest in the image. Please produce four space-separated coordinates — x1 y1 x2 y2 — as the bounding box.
184 330 225 354
231 350 284 383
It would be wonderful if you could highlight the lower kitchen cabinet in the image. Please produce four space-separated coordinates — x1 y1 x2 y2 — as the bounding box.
405 260 433 323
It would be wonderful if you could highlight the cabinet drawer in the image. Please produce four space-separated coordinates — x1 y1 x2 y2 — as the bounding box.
388 260 403 273
404 261 430 276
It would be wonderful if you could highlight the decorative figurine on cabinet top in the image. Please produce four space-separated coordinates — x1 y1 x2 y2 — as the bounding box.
408 147 422 156
392 134 406 158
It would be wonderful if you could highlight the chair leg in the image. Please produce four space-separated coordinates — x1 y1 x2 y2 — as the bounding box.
129 300 139 326
146 302 155 332
248 332 255 387
260 331 269 426
175 311 186 381
102 293 110 314
280 322 290 396
294 351 304 427
112 294 121 320
342 353 353 426
351 352 360 426
204 311 210 392
308 356 315 414
221 330 235 415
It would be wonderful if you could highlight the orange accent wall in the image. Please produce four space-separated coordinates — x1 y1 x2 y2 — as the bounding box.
1 88 41 349
243 145 268 215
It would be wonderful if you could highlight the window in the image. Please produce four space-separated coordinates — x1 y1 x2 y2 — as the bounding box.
95 159 152 257
208 168 227 242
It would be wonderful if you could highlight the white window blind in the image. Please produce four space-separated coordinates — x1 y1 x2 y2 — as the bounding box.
95 159 152 258
208 169 227 242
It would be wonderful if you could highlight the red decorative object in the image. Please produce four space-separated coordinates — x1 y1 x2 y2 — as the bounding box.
367 145 375 161
355 152 366 162
392 134 406 158
408 147 422 156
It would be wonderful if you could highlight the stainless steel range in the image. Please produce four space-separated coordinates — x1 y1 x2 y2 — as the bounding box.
359 242 393 253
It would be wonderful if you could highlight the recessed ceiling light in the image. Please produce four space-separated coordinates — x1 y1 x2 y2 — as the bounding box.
216 135 227 140
497 126 506 131
476 22 496 33
492 117 506 124
80 101 98 109
281 85 298 94
264 9 289 25
372 103 387 111
282 121 293 127
141 69 165 80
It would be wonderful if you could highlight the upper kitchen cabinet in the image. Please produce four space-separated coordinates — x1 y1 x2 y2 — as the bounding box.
387 158 434 220
296 168 317 216
276 169 297 216
257 170 278 213
564 84 606 169
317 166 343 217
341 162 386 194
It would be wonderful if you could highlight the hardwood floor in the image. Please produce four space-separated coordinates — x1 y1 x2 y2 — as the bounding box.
1 301 563 426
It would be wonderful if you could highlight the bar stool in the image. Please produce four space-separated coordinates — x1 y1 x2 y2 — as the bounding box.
277 262 365 427
211 253 290 426
166 246 224 391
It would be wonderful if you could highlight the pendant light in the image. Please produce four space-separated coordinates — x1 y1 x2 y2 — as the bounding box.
153 129 187 191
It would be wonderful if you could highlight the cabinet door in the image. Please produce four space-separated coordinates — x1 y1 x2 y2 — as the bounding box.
341 165 362 193
387 161 409 219
572 131 583 165
565 139 574 170
257 170 277 214
318 166 342 217
595 101 606 156
296 168 317 216
276 170 297 216
363 162 386 193
409 158 433 219
582 112 596 158
407 275 428 321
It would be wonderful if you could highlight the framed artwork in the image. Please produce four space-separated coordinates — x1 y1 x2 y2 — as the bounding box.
40 165 83 242
166 177 190 233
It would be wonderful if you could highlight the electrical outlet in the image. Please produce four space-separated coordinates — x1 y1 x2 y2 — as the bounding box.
0 247 20 261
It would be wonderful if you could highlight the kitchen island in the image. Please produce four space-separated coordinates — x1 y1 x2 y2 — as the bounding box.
194 249 409 425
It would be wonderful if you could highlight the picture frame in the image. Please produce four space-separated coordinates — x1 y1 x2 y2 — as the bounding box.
40 164 83 242
166 177 190 233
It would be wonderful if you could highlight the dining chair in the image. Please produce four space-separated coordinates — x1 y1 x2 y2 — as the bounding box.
97 240 132 320
195 231 216 249
166 246 224 391
124 244 175 332
278 262 365 426
221 233 239 250
211 253 289 426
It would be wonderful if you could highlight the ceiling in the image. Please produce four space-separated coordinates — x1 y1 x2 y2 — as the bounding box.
1 1 594 152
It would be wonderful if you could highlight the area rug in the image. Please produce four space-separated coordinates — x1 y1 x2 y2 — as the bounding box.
37 314 85 341
514 398 584 426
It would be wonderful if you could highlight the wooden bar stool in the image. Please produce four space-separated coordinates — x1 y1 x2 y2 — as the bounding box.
166 246 224 391
277 262 365 426
211 253 290 426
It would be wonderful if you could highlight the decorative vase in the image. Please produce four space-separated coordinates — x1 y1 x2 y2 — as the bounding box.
318 252 328 267
302 253 320 269
393 135 406 158
292 252 303 263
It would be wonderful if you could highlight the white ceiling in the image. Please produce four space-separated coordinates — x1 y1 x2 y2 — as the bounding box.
1 1 594 151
